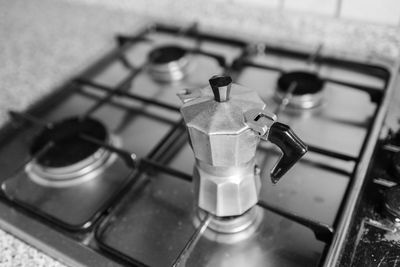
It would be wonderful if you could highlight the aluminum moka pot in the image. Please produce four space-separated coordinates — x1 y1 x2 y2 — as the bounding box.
178 75 307 217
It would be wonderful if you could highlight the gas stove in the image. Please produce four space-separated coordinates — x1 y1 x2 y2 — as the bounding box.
0 24 399 267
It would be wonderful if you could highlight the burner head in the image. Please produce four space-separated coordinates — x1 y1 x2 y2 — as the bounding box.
196 207 262 234
148 45 186 64
275 71 325 109
31 117 107 167
193 207 263 244
28 117 112 187
147 45 190 82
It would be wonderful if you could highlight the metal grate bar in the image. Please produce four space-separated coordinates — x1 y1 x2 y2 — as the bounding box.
189 48 226 67
8 111 138 170
232 59 284 73
4 111 141 232
383 144 400 153
148 120 185 160
322 78 383 103
152 24 248 47
307 145 358 162
9 110 50 128
114 35 227 68
258 200 334 243
81 65 145 118
3 24 393 266
76 78 181 113
232 60 384 102
259 142 357 163
171 213 211 267
262 46 389 79
115 35 150 47
79 134 137 168
140 159 192 182
232 59 383 103
138 158 336 245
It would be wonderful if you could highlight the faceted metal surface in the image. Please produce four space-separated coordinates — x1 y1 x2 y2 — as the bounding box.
188 127 259 166
169 140 351 226
194 159 261 216
179 84 265 166
180 84 265 134
209 75 232 102
179 81 272 216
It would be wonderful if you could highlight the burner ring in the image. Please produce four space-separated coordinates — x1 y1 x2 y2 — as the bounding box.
147 45 190 82
193 207 263 244
391 152 400 179
30 117 108 167
27 117 114 187
275 71 325 109
148 45 186 64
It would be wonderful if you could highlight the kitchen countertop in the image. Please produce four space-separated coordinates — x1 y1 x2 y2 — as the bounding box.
0 228 64 267
0 1 147 265
0 0 399 265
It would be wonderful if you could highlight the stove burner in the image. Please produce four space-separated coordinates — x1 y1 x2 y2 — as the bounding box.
194 207 263 243
147 45 190 82
275 71 325 109
27 117 113 187
384 185 400 220
194 207 263 236
149 45 186 64
31 117 107 167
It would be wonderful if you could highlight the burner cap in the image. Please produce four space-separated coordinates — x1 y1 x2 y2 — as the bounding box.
275 71 325 109
147 45 190 82
277 71 324 95
148 45 186 64
384 185 400 220
30 117 107 168
193 207 263 244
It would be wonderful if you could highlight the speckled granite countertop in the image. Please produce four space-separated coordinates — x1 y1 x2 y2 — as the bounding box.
0 0 399 265
0 1 146 265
